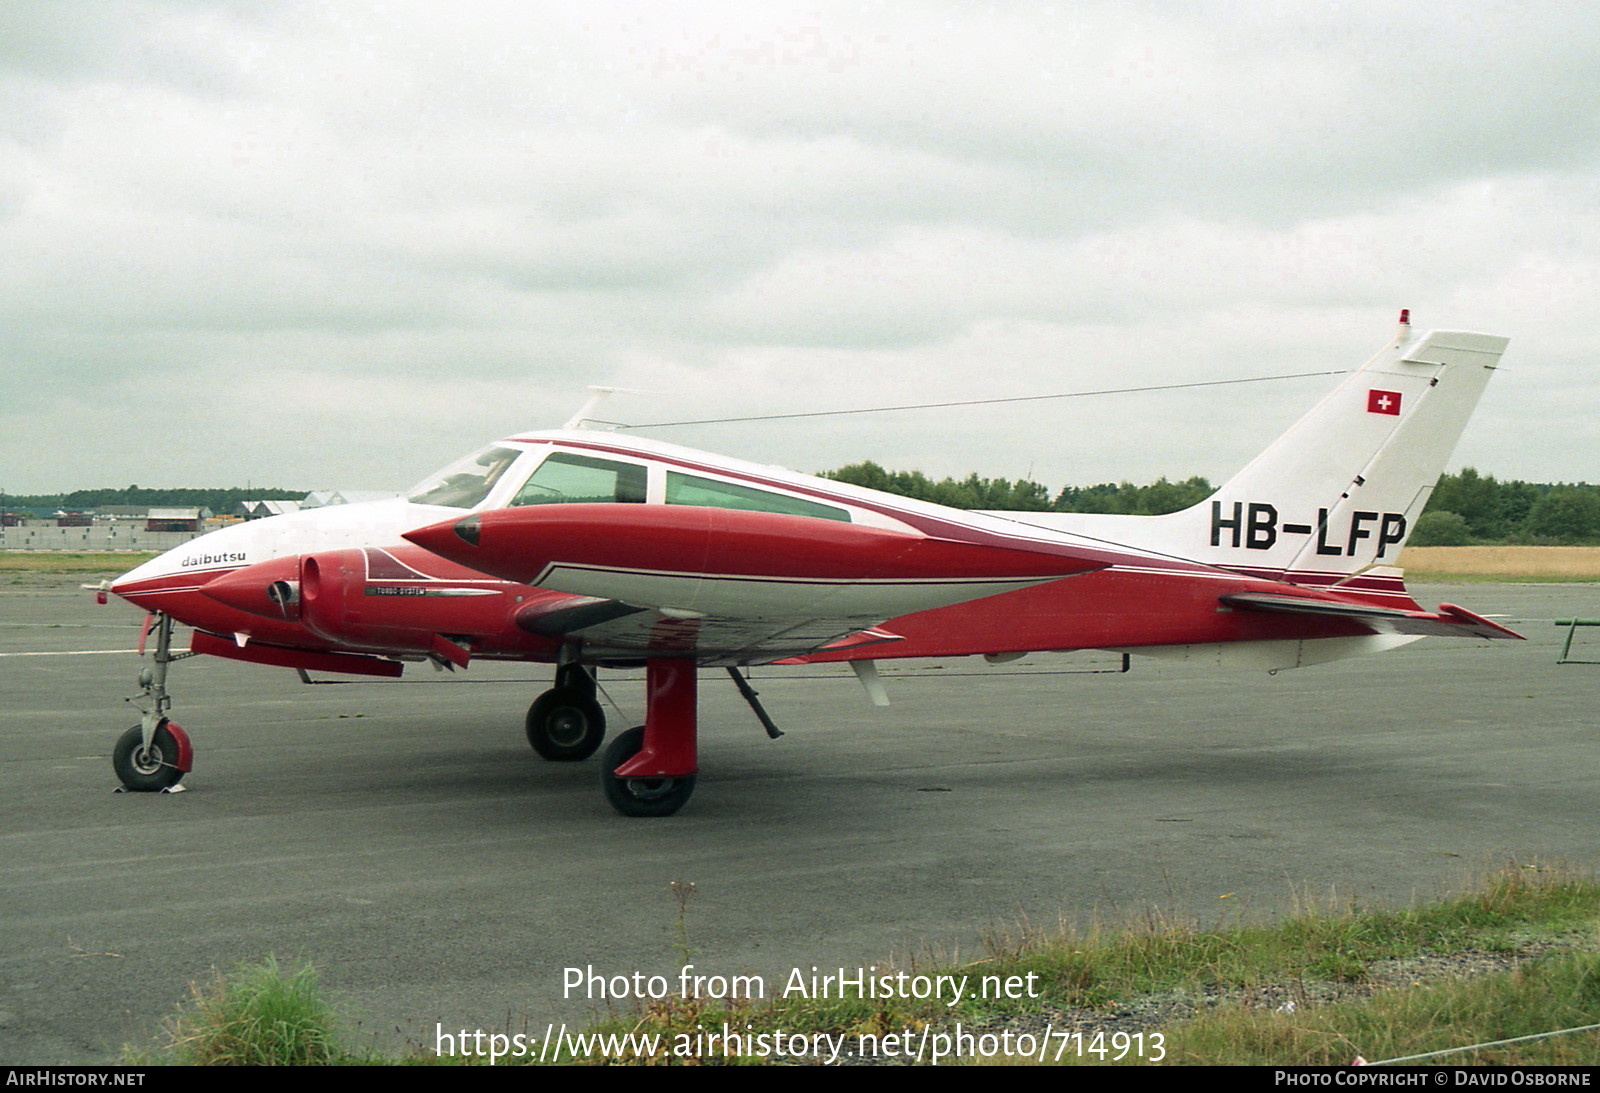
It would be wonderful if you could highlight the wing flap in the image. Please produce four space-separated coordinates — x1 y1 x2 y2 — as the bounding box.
1221 592 1523 640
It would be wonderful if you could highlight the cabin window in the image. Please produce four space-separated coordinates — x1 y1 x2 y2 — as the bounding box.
665 472 850 521
510 452 647 506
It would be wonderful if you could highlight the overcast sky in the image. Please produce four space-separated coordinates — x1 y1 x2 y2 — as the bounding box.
2 0 1595 495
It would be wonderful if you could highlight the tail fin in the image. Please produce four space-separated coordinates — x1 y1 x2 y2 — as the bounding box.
1023 314 1509 592
1184 313 1508 586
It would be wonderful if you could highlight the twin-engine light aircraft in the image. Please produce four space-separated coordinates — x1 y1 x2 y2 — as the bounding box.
107 313 1519 816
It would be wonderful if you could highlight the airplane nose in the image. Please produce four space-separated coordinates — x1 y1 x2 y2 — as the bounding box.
108 581 161 613
110 565 218 611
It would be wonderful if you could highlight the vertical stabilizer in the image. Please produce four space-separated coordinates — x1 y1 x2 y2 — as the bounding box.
1188 318 1507 587
1010 315 1508 595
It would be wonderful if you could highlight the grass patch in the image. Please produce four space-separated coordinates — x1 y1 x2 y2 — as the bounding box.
133 864 1600 1065
1401 546 1600 581
955 862 1600 1019
564 862 1600 1064
0 551 156 573
1118 953 1600 1066
133 957 349 1066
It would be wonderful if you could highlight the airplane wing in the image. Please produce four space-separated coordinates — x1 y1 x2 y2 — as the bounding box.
1219 592 1524 640
511 593 908 664
405 504 1108 665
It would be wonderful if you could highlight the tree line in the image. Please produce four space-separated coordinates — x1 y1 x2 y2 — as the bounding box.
3 486 309 516
819 461 1216 515
1413 468 1600 545
822 463 1600 545
7 468 1599 544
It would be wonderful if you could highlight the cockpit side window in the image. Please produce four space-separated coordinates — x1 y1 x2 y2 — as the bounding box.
665 472 850 522
406 445 523 509
511 452 647 506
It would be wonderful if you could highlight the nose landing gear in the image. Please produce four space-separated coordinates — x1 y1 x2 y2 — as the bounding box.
113 612 195 792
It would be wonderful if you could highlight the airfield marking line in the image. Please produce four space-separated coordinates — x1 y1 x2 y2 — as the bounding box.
0 649 139 657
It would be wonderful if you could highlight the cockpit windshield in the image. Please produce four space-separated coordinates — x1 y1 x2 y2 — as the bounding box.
405 444 524 509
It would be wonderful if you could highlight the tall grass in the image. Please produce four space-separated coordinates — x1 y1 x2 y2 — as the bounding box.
153 957 342 1066
971 861 1600 1013
0 552 157 572
130 864 1600 1065
1116 953 1600 1066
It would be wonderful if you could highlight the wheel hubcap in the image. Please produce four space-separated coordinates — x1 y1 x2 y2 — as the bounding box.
132 745 164 776
623 777 677 801
548 709 588 747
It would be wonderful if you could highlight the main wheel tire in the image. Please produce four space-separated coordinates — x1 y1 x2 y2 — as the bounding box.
600 726 696 818
525 687 606 761
113 722 185 792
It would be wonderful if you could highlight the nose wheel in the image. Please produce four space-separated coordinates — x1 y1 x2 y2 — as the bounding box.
113 612 196 791
113 720 190 792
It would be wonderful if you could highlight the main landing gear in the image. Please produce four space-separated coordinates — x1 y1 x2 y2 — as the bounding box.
534 659 783 818
601 659 699 818
525 662 606 761
113 612 195 792
522 657 697 817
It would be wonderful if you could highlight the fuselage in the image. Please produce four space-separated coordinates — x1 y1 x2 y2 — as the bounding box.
111 429 1403 673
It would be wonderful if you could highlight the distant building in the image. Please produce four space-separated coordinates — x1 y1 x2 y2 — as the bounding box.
96 506 150 522
300 490 402 508
146 508 210 532
238 499 303 519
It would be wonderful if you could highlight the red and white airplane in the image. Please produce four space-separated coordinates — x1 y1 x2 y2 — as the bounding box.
108 312 1519 816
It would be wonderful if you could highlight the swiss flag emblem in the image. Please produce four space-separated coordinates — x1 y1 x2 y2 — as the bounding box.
1367 389 1402 415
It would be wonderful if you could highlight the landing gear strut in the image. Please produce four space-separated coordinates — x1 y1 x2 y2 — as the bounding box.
113 612 194 791
525 662 606 761
601 659 698 817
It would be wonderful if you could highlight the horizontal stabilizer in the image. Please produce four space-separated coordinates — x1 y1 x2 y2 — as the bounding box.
1220 592 1523 640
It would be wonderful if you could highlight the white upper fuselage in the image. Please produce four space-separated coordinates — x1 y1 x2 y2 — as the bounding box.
113 430 1147 594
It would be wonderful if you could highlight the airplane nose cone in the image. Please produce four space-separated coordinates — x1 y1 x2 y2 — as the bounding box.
110 565 216 611
108 581 161 613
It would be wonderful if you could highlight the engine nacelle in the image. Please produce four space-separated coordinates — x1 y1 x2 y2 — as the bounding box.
298 546 526 658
